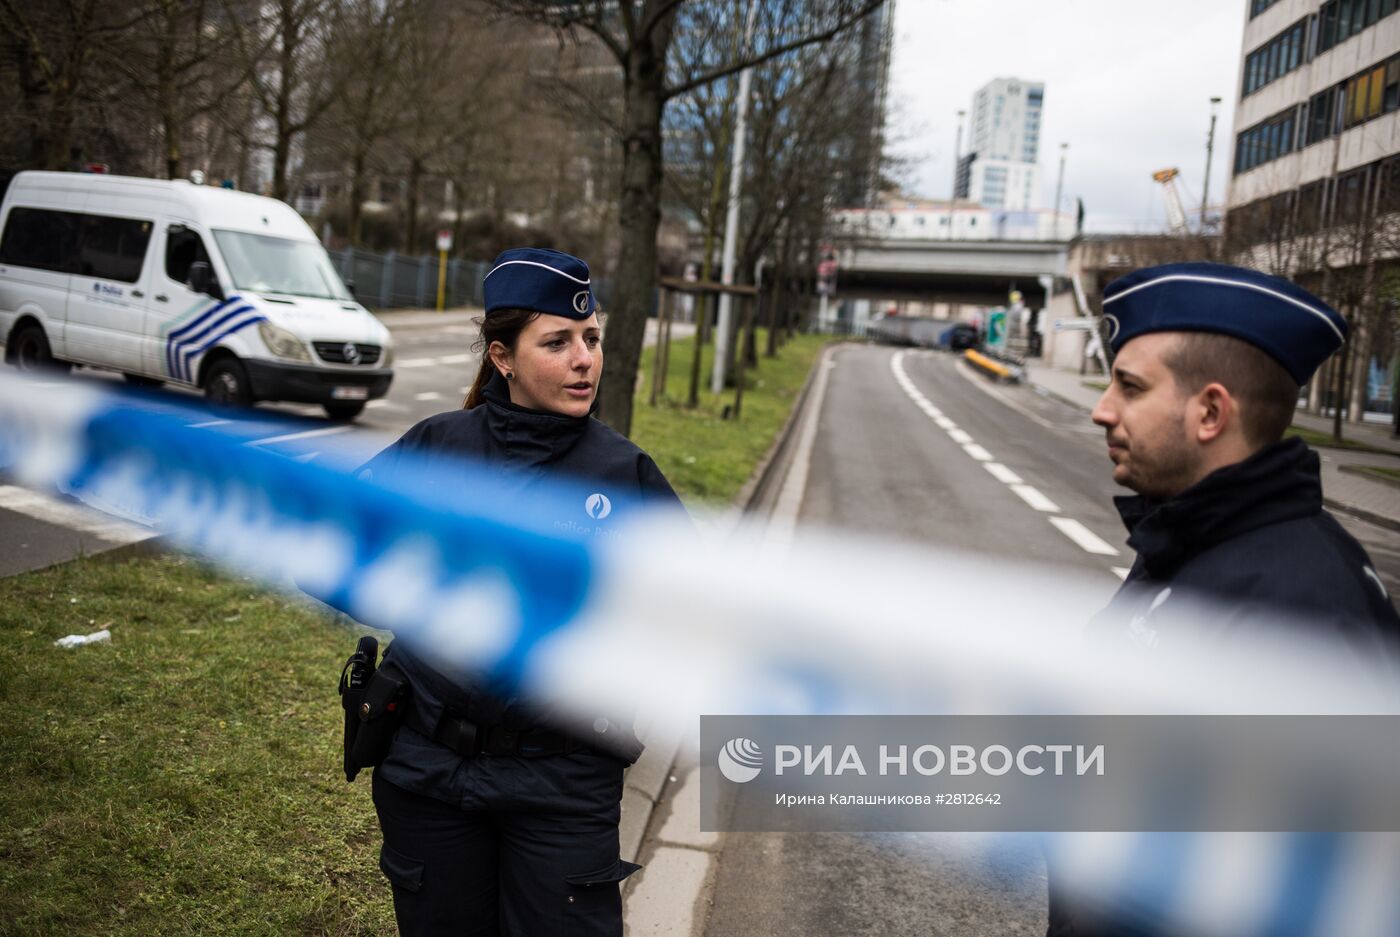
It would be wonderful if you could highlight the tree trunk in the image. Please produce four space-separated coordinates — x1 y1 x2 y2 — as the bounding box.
405 157 422 255
597 39 670 436
271 15 296 201
159 4 181 179
349 150 367 246
1331 310 1352 441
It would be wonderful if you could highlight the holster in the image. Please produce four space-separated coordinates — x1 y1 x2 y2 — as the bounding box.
339 638 409 782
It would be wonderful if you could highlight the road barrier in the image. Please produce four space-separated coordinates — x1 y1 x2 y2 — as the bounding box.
1 368 1397 936
963 348 1019 382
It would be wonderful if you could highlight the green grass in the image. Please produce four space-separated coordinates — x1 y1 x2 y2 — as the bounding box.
0 554 393 936
1285 423 1397 456
0 329 829 933
632 329 828 506
1080 379 1109 392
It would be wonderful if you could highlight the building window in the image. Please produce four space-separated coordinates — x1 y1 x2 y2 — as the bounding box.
1234 106 1298 175
1299 51 1400 147
1250 0 1283 17
1243 18 1309 96
1316 0 1397 55
1304 86 1340 146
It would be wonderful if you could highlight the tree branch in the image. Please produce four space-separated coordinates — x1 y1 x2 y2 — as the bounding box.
663 0 884 101
638 0 686 41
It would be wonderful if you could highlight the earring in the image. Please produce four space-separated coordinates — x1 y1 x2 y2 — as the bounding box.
505 371 514 381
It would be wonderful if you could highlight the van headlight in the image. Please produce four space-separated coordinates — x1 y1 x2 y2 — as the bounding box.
257 321 311 362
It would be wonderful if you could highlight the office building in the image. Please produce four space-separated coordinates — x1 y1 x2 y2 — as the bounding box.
956 77 1045 211
1225 0 1398 421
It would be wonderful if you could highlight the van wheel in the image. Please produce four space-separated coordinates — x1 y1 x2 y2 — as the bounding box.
124 374 164 388
10 323 68 373
203 358 253 408
323 401 366 421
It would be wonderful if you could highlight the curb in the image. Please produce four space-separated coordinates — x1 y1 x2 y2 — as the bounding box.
1323 496 1400 534
1338 463 1400 491
733 339 838 514
1027 378 1098 413
619 340 836 863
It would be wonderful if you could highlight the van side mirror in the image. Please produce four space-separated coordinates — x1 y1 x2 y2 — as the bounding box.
188 260 223 300
344 278 356 299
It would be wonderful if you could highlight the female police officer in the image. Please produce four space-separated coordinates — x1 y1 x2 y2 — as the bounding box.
356 248 685 936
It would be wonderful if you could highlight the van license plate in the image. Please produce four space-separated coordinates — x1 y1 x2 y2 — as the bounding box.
332 386 369 400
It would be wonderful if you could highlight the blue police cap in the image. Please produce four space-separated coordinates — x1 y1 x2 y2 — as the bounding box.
483 247 597 319
1102 262 1346 385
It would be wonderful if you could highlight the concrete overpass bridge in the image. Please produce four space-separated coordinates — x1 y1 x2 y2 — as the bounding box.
833 237 1070 307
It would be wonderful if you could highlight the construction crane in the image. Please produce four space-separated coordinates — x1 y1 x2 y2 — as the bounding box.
1152 168 1191 235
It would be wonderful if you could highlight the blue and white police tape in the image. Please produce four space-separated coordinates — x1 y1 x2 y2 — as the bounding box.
1 369 1397 936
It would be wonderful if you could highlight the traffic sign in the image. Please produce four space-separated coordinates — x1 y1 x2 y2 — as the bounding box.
987 310 1008 348
436 229 453 252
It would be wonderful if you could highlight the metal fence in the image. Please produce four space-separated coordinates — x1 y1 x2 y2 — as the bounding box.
328 247 489 311
328 247 618 312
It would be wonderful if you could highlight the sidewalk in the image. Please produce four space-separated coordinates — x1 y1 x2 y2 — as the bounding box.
1024 360 1400 533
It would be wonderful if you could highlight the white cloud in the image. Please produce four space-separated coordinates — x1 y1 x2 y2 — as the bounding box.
886 0 1245 232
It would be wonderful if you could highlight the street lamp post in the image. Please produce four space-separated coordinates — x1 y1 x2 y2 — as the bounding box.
947 109 965 240
1052 142 1069 240
1201 96 1222 232
711 0 760 395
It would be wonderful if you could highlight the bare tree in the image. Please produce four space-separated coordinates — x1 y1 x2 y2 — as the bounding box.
486 0 887 437
0 0 148 170
225 0 343 200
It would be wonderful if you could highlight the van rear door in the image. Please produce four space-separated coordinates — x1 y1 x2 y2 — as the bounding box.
67 208 154 373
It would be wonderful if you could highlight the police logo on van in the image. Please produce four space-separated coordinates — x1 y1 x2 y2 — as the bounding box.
585 493 612 520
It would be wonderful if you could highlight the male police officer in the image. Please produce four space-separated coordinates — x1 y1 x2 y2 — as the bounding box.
1047 262 1400 936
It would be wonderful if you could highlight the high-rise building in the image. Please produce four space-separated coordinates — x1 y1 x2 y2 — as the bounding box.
833 0 898 207
1225 0 1399 422
957 77 1044 211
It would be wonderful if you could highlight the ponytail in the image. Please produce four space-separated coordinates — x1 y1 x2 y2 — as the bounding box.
462 308 540 409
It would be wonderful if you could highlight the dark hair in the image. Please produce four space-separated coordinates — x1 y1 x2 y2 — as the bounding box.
1163 332 1299 448
462 308 540 409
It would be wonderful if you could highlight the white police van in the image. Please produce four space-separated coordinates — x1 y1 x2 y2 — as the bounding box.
0 171 393 420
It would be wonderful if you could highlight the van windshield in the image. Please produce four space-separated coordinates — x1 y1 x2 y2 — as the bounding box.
212 230 350 300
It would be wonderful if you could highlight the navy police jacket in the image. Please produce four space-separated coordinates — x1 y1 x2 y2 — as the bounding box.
1089 437 1399 653
357 370 685 793
1050 438 1399 937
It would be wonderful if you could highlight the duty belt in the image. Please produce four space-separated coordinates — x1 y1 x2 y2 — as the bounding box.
433 712 586 758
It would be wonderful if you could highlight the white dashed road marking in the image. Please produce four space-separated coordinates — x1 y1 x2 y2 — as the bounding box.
1010 484 1061 513
891 350 1125 575
1049 517 1121 556
414 391 443 401
245 425 353 447
438 354 474 365
1112 567 1132 580
984 462 1024 485
396 358 437 368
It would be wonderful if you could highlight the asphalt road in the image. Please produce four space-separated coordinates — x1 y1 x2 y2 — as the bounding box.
701 343 1400 937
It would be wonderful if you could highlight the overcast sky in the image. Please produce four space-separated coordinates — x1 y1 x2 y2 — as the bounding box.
887 0 1247 232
